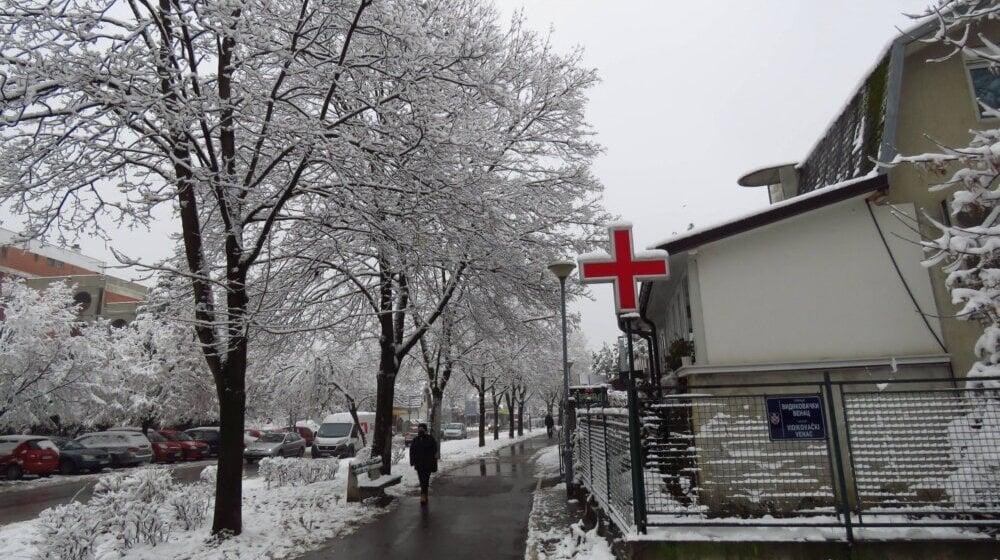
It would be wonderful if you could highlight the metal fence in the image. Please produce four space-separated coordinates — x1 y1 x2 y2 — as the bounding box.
573 374 1000 541
575 409 636 530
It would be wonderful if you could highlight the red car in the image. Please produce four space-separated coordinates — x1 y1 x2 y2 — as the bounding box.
144 430 185 463
0 436 60 480
158 429 210 461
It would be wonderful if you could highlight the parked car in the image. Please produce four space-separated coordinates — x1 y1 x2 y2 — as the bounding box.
0 436 60 480
75 431 153 467
49 437 111 475
244 429 263 447
158 429 210 460
442 422 468 440
312 412 373 458
284 426 314 447
243 431 305 462
402 420 426 447
143 430 185 463
185 427 221 456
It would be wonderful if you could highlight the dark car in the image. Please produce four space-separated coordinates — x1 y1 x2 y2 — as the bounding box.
0 436 60 480
49 437 111 475
185 427 221 456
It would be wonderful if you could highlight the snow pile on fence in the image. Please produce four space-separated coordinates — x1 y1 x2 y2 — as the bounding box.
35 467 210 559
259 456 340 488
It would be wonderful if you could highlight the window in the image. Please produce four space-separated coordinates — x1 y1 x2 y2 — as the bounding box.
1 246 7 258
964 53 1000 120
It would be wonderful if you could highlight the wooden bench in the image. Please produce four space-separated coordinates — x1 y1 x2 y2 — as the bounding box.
346 455 402 502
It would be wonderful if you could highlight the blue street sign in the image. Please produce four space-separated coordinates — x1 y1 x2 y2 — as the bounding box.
765 395 827 441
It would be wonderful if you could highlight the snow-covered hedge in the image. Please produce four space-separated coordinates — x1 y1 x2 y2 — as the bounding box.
35 467 210 559
35 502 99 560
259 456 339 488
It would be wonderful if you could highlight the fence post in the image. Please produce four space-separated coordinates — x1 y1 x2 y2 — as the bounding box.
823 371 854 544
588 413 594 484
625 322 647 533
603 413 611 507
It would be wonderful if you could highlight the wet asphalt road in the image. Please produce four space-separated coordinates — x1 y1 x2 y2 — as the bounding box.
0 460 215 525
299 436 551 560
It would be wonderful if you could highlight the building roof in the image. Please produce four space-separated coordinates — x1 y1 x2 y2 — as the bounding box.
649 173 887 255
793 16 939 195
0 228 105 273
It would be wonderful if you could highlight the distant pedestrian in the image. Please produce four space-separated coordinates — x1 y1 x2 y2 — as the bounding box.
544 413 555 438
409 422 438 505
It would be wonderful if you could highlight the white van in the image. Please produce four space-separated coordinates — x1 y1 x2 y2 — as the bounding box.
312 411 375 458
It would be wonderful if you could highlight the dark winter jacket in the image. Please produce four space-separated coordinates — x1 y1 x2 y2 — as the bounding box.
544 414 554 428
409 433 438 473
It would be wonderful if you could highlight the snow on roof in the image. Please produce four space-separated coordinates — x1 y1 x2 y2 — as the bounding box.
0 435 46 442
648 172 882 251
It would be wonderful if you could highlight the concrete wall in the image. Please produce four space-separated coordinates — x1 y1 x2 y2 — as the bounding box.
690 197 942 366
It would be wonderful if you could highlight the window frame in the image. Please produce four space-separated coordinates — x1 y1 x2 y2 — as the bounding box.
962 52 1000 122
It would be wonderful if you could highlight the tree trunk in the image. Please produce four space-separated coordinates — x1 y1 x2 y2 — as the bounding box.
430 386 444 445
372 339 397 475
212 359 246 536
505 392 515 439
491 386 500 441
517 400 524 436
477 383 486 447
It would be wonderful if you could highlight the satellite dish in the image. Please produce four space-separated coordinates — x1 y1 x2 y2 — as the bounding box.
737 162 797 187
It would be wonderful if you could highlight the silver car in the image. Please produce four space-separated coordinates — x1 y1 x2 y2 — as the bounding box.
442 422 468 440
243 431 305 462
76 431 153 467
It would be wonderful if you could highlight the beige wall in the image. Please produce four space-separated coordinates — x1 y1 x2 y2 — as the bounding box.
887 20 1000 378
690 198 943 366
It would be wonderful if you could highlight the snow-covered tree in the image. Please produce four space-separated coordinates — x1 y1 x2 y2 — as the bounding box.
0 280 98 428
591 342 618 381
0 0 605 533
895 1 1000 387
88 311 213 431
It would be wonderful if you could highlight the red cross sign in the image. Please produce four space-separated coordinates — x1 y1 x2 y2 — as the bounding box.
578 224 669 314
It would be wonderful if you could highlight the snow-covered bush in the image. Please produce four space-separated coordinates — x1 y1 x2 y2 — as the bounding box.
167 489 210 531
91 468 177 549
391 442 407 465
35 502 100 560
259 456 339 488
199 464 218 486
35 466 214 557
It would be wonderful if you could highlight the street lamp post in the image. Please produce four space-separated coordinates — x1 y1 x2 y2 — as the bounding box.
548 259 576 497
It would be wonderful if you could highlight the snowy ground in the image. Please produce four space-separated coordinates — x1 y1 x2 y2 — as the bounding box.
524 444 615 560
0 433 540 559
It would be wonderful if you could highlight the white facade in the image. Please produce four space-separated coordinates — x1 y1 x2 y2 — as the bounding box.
649 194 945 368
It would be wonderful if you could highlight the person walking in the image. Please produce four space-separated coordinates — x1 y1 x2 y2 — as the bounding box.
409 422 438 505
544 413 555 438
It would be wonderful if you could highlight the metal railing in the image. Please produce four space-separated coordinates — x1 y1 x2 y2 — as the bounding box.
573 375 1000 541
575 409 635 530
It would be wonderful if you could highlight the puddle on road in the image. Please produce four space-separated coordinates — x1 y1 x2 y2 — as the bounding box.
450 457 515 477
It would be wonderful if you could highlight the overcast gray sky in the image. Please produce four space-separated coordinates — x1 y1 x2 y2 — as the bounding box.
491 0 933 350
4 1 933 351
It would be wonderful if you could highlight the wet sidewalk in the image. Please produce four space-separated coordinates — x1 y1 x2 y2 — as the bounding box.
298 435 552 560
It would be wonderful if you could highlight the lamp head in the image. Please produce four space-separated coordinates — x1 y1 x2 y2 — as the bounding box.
547 259 576 280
